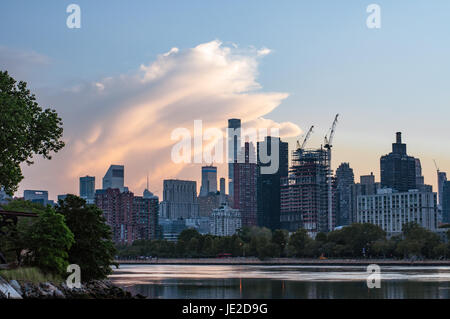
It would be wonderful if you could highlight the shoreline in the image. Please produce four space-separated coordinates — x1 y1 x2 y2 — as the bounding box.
115 258 450 267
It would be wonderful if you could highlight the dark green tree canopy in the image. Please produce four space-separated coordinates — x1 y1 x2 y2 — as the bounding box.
56 195 117 282
0 71 64 195
1 199 74 276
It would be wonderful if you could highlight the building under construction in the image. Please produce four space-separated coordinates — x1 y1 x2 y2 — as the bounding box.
280 147 336 237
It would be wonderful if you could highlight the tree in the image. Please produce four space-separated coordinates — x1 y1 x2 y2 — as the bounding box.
28 208 74 276
0 200 40 264
326 223 386 257
399 222 441 259
56 195 116 282
0 71 65 195
288 229 312 257
1 199 73 273
178 228 201 243
272 229 288 256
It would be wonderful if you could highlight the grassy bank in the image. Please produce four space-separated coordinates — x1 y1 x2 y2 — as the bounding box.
0 267 61 284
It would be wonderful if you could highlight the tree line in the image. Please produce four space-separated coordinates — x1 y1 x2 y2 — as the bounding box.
117 223 450 260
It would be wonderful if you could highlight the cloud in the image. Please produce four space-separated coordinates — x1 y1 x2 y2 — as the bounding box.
0 46 50 81
17 40 301 198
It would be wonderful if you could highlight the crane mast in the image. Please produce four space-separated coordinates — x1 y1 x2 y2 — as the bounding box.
325 114 339 232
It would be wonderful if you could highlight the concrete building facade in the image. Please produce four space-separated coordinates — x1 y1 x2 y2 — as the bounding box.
210 204 242 236
357 189 438 235
160 180 199 219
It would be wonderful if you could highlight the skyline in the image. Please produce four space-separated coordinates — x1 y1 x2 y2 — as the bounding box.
1 1 449 200
15 129 440 202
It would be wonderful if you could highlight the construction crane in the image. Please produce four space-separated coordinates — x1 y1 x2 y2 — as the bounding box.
434 159 444 207
324 114 339 149
296 126 314 150
324 114 339 232
434 159 440 172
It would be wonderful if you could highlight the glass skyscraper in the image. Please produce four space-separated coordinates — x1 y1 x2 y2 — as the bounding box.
79 175 95 201
380 132 417 192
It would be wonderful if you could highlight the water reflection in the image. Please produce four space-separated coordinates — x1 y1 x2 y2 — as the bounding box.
109 265 450 299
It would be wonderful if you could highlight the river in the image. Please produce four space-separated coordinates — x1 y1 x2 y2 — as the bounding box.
109 264 450 299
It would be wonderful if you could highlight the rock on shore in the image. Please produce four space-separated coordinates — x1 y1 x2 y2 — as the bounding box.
0 278 146 299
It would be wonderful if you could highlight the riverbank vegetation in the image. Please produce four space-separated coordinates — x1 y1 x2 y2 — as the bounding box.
0 195 116 282
0 267 61 284
116 223 450 260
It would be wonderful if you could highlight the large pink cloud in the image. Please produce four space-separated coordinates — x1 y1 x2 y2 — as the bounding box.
18 40 302 199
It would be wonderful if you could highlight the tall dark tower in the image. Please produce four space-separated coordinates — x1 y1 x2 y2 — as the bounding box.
233 142 258 227
228 119 241 201
335 163 355 226
380 132 416 192
257 136 288 230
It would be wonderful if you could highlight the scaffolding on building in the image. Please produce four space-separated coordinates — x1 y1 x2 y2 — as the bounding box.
281 147 334 237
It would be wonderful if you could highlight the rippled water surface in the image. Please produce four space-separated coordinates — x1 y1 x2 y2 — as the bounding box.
109 264 450 299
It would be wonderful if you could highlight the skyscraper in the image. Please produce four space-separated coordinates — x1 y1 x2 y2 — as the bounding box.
24 190 50 206
220 177 226 194
134 190 159 242
233 142 258 227
199 166 218 196
438 171 447 208
257 136 288 230
280 147 332 236
335 163 355 226
443 181 450 224
380 132 417 192
102 165 125 190
228 118 241 201
160 180 199 219
79 175 95 202
415 159 433 192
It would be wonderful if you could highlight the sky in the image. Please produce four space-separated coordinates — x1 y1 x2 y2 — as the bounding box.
1 0 449 200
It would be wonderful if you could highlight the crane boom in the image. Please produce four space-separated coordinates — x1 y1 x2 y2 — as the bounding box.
300 125 314 149
434 159 440 172
324 114 339 148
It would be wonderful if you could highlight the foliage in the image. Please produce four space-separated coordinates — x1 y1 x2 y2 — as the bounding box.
0 267 61 284
288 229 312 257
396 222 441 259
115 222 450 261
56 195 117 282
27 208 74 275
1 200 74 276
0 71 64 195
